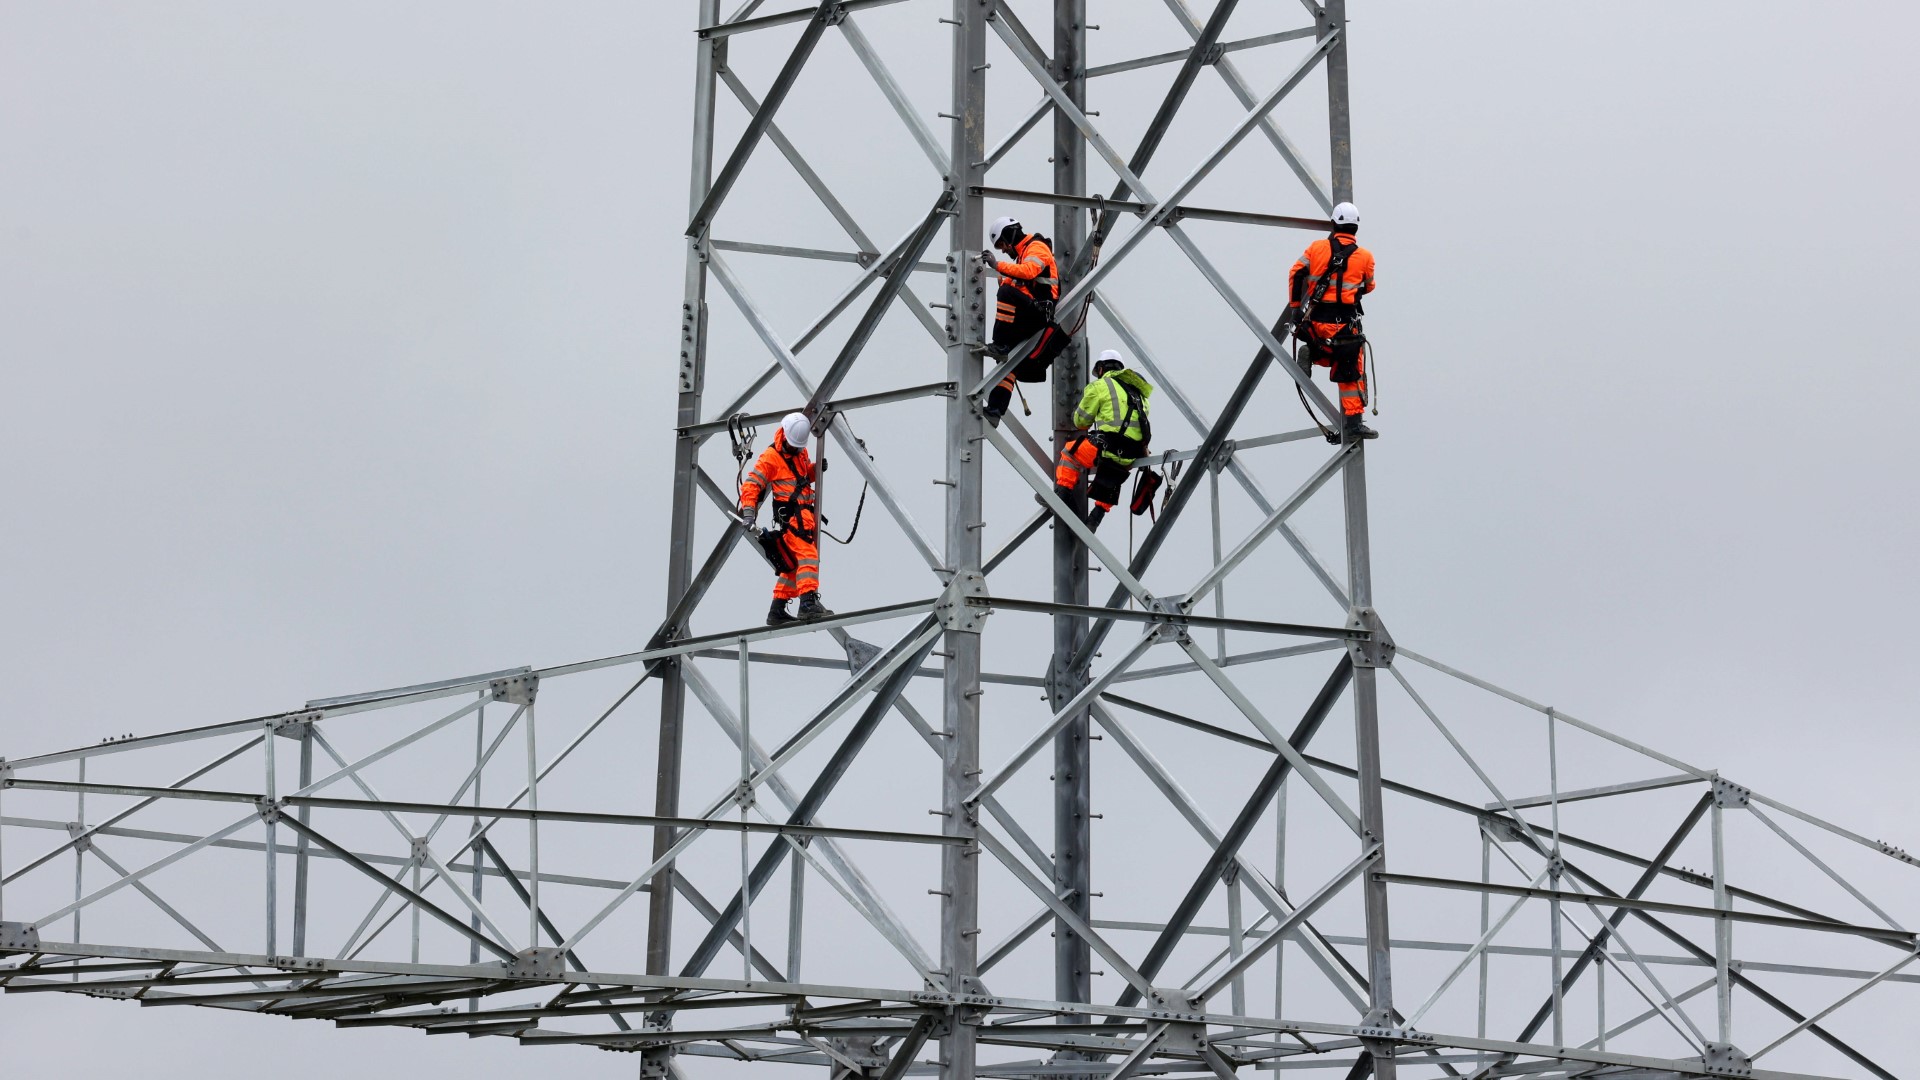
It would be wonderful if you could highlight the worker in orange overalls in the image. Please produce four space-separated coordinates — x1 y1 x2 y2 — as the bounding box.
740 413 834 625
1287 201 1377 442
982 216 1069 422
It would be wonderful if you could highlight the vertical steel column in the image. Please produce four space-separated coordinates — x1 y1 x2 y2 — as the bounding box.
1049 0 1093 1029
291 724 314 956
1326 3 1393 1070
941 4 988 1079
264 725 277 955
647 0 723 1027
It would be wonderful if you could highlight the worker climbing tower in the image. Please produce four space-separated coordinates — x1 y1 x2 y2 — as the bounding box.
2 6 1914 1080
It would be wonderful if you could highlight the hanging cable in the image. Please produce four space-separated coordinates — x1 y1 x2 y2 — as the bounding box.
817 413 870 546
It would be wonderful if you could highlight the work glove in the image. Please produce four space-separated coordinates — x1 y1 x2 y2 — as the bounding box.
979 249 998 269
739 504 758 529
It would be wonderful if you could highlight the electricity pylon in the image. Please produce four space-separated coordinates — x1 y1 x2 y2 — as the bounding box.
3 5 1914 1080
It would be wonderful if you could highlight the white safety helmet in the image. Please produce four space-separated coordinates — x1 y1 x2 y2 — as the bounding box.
1331 201 1360 226
989 216 1023 246
780 412 812 448
1094 348 1125 374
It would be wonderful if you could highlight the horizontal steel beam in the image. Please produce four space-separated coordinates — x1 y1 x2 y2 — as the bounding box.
680 381 954 438
972 596 1360 641
975 184 1330 231
1083 28 1319 78
696 0 906 39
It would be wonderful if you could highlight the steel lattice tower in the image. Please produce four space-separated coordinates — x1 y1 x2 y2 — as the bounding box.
2 5 1915 1080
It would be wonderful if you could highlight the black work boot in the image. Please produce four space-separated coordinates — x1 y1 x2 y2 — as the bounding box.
1341 413 1379 441
1085 505 1107 532
1044 487 1083 521
796 593 835 620
983 385 1011 426
767 598 797 626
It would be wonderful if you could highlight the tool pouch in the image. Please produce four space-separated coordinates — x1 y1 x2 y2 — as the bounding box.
1323 332 1365 383
756 528 799 575
1129 468 1164 517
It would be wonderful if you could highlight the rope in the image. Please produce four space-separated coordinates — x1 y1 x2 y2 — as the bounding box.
817 413 871 546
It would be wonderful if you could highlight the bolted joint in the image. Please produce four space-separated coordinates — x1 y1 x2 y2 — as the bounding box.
257 797 285 825
64 821 94 853
268 709 320 739
490 672 539 705
936 570 991 634
1700 1042 1754 1078
1711 776 1751 809
501 946 567 980
1346 606 1396 668
0 921 41 952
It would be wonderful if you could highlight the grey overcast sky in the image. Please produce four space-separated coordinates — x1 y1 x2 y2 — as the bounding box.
3 3 1917 1077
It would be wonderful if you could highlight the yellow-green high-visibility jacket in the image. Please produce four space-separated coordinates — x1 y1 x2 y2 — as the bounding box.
1072 369 1152 463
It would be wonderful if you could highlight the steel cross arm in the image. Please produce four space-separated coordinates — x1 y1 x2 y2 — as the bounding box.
975 185 1330 233
1182 442 1354 604
683 381 954 439
707 247 944 570
677 632 942 981
84 840 238 961
696 0 908 39
26 811 255 931
1554 859 1900 1080
1068 315 1291 674
274 817 518 962
1112 656 1352 1011
1084 27 1321 79
463 838 632 1032
687 1 838 238
1380 874 1917 947
975 596 1358 642
2 736 260 883
1163 0 1332 211
806 193 956 413
1113 640 1345 685
1094 295 1347 608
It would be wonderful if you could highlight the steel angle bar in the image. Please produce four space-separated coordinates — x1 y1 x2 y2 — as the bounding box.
697 0 906 39
1751 947 1920 1060
306 667 529 711
980 423 1158 604
677 630 941 980
978 597 1356 642
1580 975 1715 1051
83 841 235 963
876 1015 937 1080
274 817 515 961
1184 443 1353 603
967 629 1159 808
1050 31 1339 316
708 238 910 268
1101 657 1353 1011
1402 867 1550 1028
1162 225 1340 424
3 736 261 884
975 185 1328 232
1093 295 1347 609
1093 1024 1169 1080
4 714 277 771
1379 874 1915 946
688 1 838 237
707 248 943 570
1201 847 1375 1002
1090 703 1371 1016
673 876 787 983
1493 773 1702 811
1396 649 1710 780
758 801 942 985
537 599 937 680
1162 0 1331 211
806 195 955 410
980 904 1057 975
1179 646 1362 836
996 408 1054 470
684 381 954 439
288 697 485 800
985 96 1051 172
1745 802 1904 930
1132 428 1326 469
837 14 948 175
1745 787 1920 871
28 812 255 931
680 662 939 972
975 827 1155 997
1084 28 1320 79
1113 641 1345 685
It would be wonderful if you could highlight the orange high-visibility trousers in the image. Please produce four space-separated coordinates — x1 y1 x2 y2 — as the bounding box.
1306 321 1366 418
772 512 820 600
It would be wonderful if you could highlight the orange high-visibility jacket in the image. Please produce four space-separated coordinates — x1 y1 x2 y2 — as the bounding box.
740 440 817 527
1287 234 1375 310
995 234 1058 301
